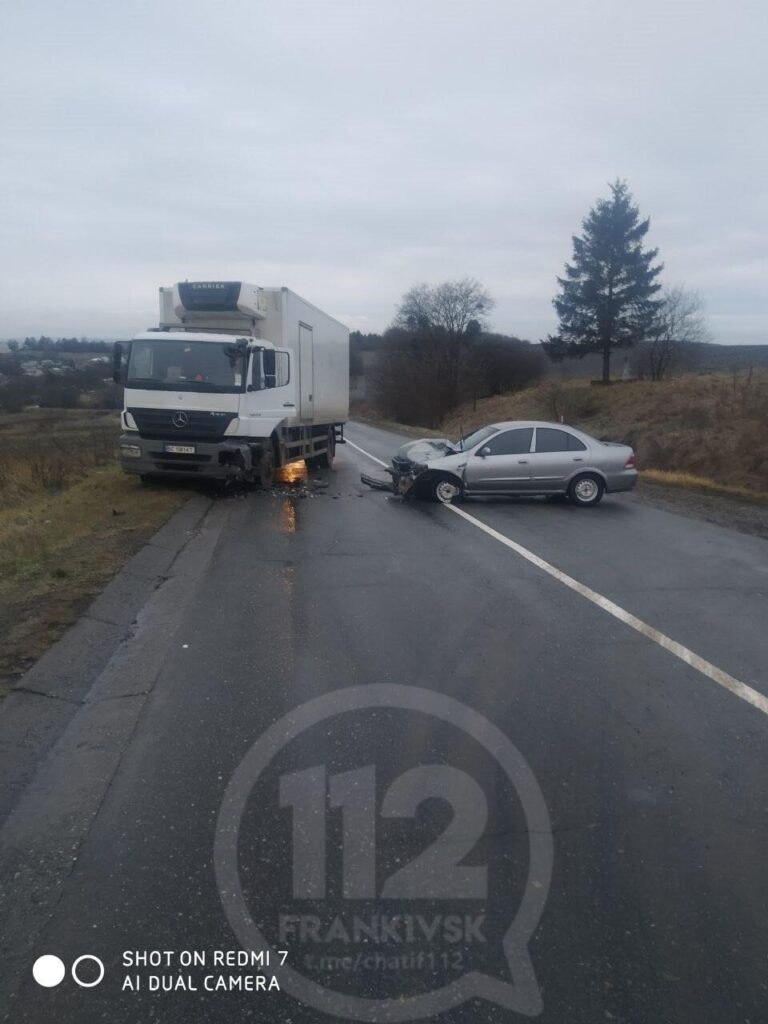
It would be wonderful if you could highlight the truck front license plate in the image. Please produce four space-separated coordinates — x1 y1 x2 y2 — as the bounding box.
164 444 196 454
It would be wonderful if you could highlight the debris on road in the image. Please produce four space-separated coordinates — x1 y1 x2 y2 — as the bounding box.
360 472 395 493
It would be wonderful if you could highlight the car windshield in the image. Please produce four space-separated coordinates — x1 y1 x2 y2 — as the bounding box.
455 425 499 451
126 339 246 393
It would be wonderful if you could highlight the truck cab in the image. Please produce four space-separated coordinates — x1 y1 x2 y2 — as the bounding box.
116 282 348 484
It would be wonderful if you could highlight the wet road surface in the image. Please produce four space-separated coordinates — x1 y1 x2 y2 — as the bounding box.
1 420 767 1023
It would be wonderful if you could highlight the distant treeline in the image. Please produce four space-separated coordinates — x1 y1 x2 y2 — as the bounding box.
0 355 120 413
7 337 112 353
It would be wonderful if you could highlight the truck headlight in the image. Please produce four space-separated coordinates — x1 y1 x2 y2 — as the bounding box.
121 444 142 459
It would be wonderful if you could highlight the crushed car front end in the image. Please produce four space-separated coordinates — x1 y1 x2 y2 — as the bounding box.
389 451 430 495
361 438 467 499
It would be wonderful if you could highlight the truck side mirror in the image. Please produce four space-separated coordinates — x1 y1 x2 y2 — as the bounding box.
113 342 123 384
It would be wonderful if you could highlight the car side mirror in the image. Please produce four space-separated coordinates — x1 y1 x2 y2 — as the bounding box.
477 446 491 458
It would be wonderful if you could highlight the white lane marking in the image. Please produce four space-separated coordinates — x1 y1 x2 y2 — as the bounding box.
346 437 387 466
347 433 768 717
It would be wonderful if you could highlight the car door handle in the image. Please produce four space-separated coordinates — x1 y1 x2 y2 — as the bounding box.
518 459 528 464
573 457 583 461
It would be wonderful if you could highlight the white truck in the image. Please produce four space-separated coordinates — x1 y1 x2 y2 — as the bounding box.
116 282 349 485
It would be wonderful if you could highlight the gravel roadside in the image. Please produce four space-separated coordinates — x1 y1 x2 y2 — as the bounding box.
634 478 768 540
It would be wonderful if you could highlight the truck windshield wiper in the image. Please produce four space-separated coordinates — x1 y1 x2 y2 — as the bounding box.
126 378 165 389
126 378 233 392
175 380 230 392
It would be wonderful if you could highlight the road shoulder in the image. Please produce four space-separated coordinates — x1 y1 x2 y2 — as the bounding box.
0 495 213 824
634 477 768 540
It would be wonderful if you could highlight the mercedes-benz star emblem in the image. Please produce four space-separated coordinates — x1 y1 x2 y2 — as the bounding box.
172 411 189 429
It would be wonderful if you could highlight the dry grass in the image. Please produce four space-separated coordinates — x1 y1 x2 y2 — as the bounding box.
640 469 768 503
441 370 768 493
0 410 188 696
0 409 121 506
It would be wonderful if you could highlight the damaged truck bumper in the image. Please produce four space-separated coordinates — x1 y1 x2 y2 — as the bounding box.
119 434 263 480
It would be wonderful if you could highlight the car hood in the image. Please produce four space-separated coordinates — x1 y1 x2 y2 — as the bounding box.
394 438 455 465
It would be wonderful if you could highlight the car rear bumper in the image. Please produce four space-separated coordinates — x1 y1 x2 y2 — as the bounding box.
604 468 639 493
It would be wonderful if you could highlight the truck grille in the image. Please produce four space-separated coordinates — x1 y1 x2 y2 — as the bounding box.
128 407 237 440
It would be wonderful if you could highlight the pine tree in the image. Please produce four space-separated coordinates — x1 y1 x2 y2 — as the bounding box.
545 180 664 383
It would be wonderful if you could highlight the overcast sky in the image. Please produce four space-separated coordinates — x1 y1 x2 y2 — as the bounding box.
1 0 766 343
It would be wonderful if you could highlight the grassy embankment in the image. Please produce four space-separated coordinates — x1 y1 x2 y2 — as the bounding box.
0 410 188 696
360 371 768 499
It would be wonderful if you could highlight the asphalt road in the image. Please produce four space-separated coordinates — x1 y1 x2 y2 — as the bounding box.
1 420 767 1024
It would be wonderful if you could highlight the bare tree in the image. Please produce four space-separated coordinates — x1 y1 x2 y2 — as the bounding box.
395 279 493 337
394 279 494 401
370 329 454 427
648 286 709 380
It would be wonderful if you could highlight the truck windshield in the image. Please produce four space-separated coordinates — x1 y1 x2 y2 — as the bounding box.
126 339 246 393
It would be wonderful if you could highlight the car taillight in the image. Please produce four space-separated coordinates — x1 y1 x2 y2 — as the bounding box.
624 453 637 469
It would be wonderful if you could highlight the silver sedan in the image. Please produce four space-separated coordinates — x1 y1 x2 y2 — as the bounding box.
383 421 638 506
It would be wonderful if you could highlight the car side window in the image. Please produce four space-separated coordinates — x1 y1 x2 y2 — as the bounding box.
484 427 533 455
535 427 586 453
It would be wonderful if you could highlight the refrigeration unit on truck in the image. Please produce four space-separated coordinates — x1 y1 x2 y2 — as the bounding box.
115 282 349 485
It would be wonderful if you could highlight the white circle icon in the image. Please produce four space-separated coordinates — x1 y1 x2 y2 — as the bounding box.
32 955 65 988
71 954 105 988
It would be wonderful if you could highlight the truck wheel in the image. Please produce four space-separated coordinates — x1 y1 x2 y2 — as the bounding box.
568 474 604 507
318 430 335 469
430 476 462 504
257 450 275 489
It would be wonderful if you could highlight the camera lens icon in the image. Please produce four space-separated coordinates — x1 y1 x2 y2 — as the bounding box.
32 954 104 988
71 955 105 988
32 956 65 988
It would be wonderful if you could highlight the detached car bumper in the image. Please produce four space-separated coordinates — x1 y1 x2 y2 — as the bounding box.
119 434 258 480
360 465 421 496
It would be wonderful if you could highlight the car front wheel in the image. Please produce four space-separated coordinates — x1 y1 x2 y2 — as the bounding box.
430 476 462 504
568 473 604 507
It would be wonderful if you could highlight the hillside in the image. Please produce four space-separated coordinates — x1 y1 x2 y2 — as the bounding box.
542 342 768 380
441 371 768 493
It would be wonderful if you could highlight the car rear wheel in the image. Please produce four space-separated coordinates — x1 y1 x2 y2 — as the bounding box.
431 476 462 504
568 473 604 507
